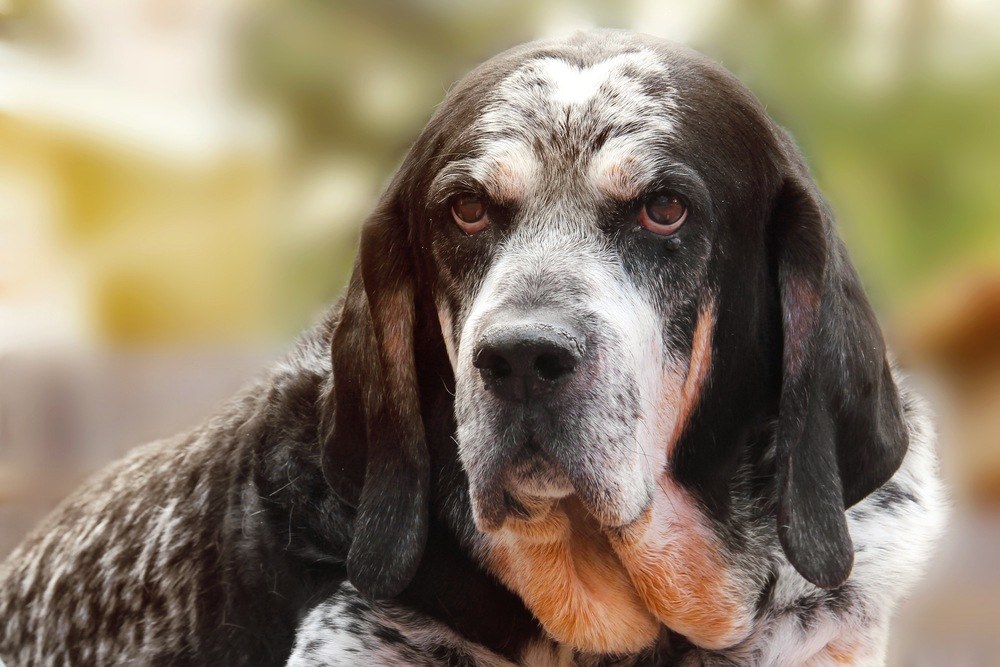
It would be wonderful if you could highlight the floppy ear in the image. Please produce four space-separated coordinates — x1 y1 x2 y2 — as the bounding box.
321 191 430 600
772 174 908 589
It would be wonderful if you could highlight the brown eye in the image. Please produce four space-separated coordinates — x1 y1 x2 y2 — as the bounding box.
451 195 489 233
639 192 688 234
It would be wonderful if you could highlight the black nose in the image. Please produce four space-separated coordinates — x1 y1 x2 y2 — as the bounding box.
473 320 584 401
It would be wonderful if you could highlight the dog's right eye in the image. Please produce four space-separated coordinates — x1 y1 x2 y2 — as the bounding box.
451 195 489 234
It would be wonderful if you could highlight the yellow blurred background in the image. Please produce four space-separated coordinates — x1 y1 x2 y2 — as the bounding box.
1 0 999 663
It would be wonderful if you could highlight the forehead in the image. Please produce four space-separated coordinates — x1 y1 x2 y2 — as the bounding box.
435 45 681 204
479 48 676 142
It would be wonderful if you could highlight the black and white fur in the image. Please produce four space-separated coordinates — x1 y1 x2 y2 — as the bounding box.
0 30 944 666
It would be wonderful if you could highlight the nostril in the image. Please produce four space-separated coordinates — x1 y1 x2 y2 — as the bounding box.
474 352 512 380
534 352 575 382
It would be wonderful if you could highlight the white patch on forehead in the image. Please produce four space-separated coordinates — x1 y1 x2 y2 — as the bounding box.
467 48 678 203
491 50 673 119
537 57 624 106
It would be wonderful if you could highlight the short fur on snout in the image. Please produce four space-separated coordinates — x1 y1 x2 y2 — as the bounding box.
1 30 944 667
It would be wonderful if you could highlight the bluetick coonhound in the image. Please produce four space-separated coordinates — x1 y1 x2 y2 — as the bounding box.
0 30 944 666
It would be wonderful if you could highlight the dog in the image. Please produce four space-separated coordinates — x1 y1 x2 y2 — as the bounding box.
0 30 944 666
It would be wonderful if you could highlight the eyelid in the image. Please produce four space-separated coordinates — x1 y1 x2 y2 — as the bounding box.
644 190 691 215
430 164 480 207
639 170 710 219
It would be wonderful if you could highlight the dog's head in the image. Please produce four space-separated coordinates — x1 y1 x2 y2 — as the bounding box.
321 30 908 619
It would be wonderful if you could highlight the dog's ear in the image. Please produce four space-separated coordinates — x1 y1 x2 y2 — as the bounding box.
320 187 430 600
772 172 908 589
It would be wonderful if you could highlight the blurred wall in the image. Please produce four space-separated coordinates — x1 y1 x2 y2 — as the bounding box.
1 0 999 663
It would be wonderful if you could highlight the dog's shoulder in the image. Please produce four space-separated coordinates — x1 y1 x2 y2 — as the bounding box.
0 316 347 665
0 424 245 663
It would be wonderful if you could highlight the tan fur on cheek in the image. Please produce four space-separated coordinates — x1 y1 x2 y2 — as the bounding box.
607 485 754 651
435 299 458 371
666 303 714 455
602 303 755 650
380 285 419 396
480 498 659 653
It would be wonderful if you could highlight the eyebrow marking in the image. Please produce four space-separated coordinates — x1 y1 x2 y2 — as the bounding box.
590 138 649 201
430 141 539 205
478 141 539 203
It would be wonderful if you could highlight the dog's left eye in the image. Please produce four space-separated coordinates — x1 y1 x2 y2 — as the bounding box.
451 195 489 234
639 192 688 235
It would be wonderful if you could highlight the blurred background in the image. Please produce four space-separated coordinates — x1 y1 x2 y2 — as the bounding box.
1 0 998 662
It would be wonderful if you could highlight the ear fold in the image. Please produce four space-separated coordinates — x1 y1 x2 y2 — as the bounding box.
772 175 908 589
321 194 430 600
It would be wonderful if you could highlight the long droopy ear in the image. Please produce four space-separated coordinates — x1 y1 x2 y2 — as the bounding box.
321 190 430 600
772 173 908 589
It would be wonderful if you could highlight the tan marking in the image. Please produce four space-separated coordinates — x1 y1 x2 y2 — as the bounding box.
487 160 531 203
378 285 420 404
480 143 537 203
607 484 753 651
435 298 458 371
593 156 644 201
822 645 858 665
520 640 575 667
666 303 715 454
481 497 659 653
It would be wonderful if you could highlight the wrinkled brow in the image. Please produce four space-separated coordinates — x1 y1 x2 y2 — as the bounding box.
429 140 539 206
587 138 678 201
430 141 711 213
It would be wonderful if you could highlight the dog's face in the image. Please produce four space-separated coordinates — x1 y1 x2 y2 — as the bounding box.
433 47 738 532
322 31 908 654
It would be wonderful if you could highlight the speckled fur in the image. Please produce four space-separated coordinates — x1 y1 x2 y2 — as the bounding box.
0 315 350 666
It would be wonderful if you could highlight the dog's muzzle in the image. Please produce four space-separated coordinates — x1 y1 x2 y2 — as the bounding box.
461 309 653 532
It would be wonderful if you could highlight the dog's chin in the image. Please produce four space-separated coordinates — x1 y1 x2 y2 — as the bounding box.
502 475 574 522
470 449 651 534
470 481 650 535
505 448 575 500
469 457 571 532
